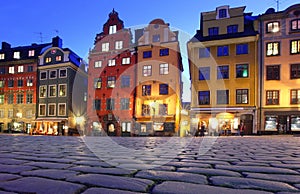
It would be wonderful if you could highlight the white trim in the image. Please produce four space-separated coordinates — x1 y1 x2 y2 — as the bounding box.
39 104 46 116
48 103 56 116
48 85 57 97
58 103 66 116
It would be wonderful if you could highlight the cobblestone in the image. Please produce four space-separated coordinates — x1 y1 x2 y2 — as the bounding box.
0 135 300 193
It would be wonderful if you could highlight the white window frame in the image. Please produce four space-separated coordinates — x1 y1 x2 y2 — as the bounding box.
28 50 35 57
0 53 4 60
48 103 56 116
13 51 20 59
143 65 152 77
58 84 67 97
27 79 33 87
122 57 130 65
39 104 46 116
94 60 102 68
18 66 24 73
108 59 116 66
59 69 67 78
160 63 169 75
49 70 57 79
109 25 117 34
40 71 47 80
48 85 57 97
9 66 14 74
115 41 123 50
39 85 47 98
102 43 109 52
58 103 66 116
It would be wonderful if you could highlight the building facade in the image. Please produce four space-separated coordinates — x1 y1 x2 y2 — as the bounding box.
188 6 259 135
259 4 300 134
87 10 136 136
0 41 52 133
36 37 87 135
135 19 183 136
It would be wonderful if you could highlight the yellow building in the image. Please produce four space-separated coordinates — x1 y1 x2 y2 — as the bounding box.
188 6 259 135
135 19 183 136
259 4 300 134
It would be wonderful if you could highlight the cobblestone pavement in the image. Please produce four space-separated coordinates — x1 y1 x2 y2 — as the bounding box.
0 134 300 193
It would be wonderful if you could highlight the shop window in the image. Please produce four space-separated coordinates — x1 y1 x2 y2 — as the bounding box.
142 104 150 116
159 104 168 115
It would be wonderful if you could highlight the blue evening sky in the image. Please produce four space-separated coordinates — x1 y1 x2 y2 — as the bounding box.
0 0 296 102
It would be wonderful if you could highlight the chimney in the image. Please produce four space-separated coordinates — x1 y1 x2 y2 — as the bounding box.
52 36 62 47
1 42 11 50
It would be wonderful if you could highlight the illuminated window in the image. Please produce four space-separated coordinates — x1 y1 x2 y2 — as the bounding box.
18 66 24 73
217 65 229 79
49 85 56 97
0 80 4 88
291 64 300 79
198 91 210 105
143 65 152 76
39 85 47 98
94 60 102 68
102 43 109 52
0 53 4 60
48 104 56 116
28 50 35 57
26 93 33 104
291 19 300 31
236 64 249 78
291 40 300 54
122 57 130 65
267 22 280 33
58 103 66 116
56 55 62 61
46 57 52 63
142 85 151 96
159 63 169 75
94 78 102 89
266 90 279 105
107 76 116 88
142 104 150 116
266 42 280 56
13 52 20 59
0 109 4 117
266 65 280 80
217 90 229 104
8 109 13 118
0 94 4 104
108 59 116 66
39 104 46 116
236 89 248 104
115 41 123 50
109 25 117 34
291 89 300 104
26 79 33 87
59 84 67 97
9 66 14 74
17 93 24 104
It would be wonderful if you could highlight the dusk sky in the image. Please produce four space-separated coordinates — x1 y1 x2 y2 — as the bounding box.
0 0 296 102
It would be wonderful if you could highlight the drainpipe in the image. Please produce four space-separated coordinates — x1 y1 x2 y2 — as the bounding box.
259 16 263 135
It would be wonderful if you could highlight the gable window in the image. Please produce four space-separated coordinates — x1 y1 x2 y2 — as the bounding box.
0 53 4 60
26 93 33 104
40 71 47 80
48 104 56 116
217 65 229 79
291 89 300 104
109 25 117 34
94 78 102 89
217 45 229 56
142 85 151 96
106 98 115 110
219 8 227 18
199 67 210 80
50 70 57 79
267 22 280 33
56 55 62 61
93 99 101 110
159 84 168 95
28 50 35 57
17 80 23 87
39 86 47 98
9 66 14 74
266 65 280 80
208 27 219 36
102 43 109 52
236 44 248 55
217 90 229 104
291 40 300 54
45 57 52 63
266 90 279 105
58 103 66 116
291 19 300 31
236 89 248 104
115 41 123 50
49 85 56 97
59 84 67 97
121 75 130 88
160 48 169 56
108 59 116 66
143 51 152 58
227 25 238 34
291 64 300 79
107 76 116 88
59 69 67 78
122 57 130 65
266 42 280 56
236 64 249 78
198 91 210 105
39 104 46 116
121 98 130 110
143 65 152 76
153 34 160 42
18 66 24 73
94 60 102 68
13 51 20 59
199 47 210 58
160 63 169 75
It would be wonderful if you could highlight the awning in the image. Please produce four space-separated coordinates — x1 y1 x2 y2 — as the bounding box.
34 118 68 122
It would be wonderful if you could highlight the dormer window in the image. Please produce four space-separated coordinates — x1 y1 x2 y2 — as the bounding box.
46 57 52 63
216 6 230 19
13 51 20 59
219 9 227 18
28 50 35 57
109 25 117 34
267 22 280 33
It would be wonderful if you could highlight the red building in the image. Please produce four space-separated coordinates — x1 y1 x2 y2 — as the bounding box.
87 9 136 136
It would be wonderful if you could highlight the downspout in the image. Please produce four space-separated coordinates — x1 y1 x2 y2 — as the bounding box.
259 16 263 135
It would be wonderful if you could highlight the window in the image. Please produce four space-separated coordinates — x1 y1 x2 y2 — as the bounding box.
8 80 14 87
0 67 5 74
50 70 57 79
59 84 67 97
266 90 279 105
291 40 300 54
159 104 168 115
153 34 160 42
208 27 219 36
217 65 229 79
291 89 300 104
142 104 150 116
48 104 56 116
94 60 102 68
0 94 4 104
199 67 210 80
49 85 56 97
108 59 116 66
198 91 210 105
26 93 33 104
121 122 131 133
28 66 33 72
266 42 280 56
236 44 248 55
160 63 169 75
13 51 20 59
122 57 130 65
17 80 23 87
219 8 227 18
142 85 151 96
18 66 24 73
9 66 14 74
266 65 280 80
93 99 101 110
121 75 130 88
40 71 47 80
28 50 35 57
27 79 33 87
115 41 123 50
267 22 280 33
227 25 238 34
7 94 13 104
59 69 67 78
121 98 130 110
143 65 152 76
56 55 62 61
160 48 169 56
217 90 229 104
107 76 116 88
94 78 102 89
8 109 13 118
291 64 300 79
26 110 32 118
0 80 4 88
109 25 117 34
159 84 168 95
217 45 229 56
39 104 46 116
106 98 115 110
236 64 249 78
143 51 152 58
0 53 4 60
236 89 248 104
39 85 47 98
0 109 4 118
58 103 66 116
199 47 210 58
291 19 300 31
102 43 109 52
46 57 52 63
17 93 23 104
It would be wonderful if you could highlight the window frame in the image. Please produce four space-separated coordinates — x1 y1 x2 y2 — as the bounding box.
291 64 300 79
102 42 109 52
217 45 229 56
266 42 280 56
290 39 300 55
40 71 47 80
236 89 249 104
143 65 152 77
106 98 115 110
217 90 229 105
236 43 248 55
48 85 57 97
266 90 279 105
143 51 152 58
121 75 130 88
48 103 56 116
227 25 238 34
39 104 46 116
94 78 102 89
266 21 280 33
58 103 66 116
199 67 210 80
142 85 151 96
58 84 67 97
217 65 229 79
291 19 300 31
266 65 280 80
49 70 57 79
94 60 102 68
120 98 130 110
107 76 116 88
159 63 169 75
236 64 249 78
159 84 169 95
198 91 210 105
159 48 169 56
59 69 67 78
